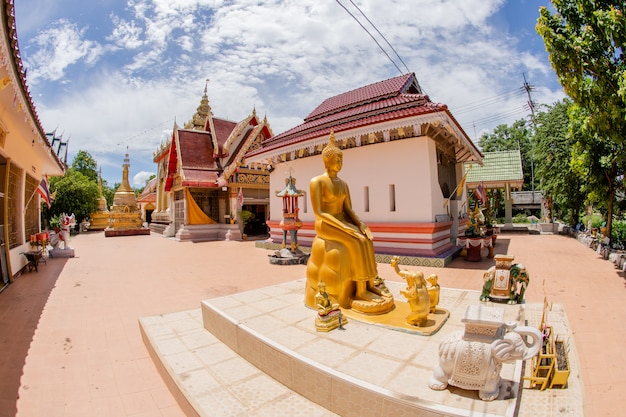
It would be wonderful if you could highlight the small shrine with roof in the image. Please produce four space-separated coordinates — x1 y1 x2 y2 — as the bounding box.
150 82 273 241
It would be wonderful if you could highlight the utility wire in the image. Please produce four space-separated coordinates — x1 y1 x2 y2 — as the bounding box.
334 0 404 75
346 0 411 74
460 105 529 129
451 88 526 115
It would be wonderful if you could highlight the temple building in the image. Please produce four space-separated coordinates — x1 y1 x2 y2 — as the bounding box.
245 73 482 266
0 0 65 288
464 150 525 229
150 84 273 241
137 176 156 225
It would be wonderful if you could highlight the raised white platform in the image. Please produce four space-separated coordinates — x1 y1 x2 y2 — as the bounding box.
139 281 583 417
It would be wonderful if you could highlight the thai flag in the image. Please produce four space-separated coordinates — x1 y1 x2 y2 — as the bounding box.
37 175 51 208
238 187 244 208
475 182 487 205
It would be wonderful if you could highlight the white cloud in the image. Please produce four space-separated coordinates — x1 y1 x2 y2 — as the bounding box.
18 0 565 185
27 19 106 82
133 171 156 187
107 15 144 49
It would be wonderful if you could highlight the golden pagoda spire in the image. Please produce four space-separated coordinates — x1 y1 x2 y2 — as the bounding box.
185 79 212 130
118 152 133 193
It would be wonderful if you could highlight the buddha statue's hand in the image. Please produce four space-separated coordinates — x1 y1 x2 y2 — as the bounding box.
360 223 373 240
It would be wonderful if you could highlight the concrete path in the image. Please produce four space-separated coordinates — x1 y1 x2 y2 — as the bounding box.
0 231 623 416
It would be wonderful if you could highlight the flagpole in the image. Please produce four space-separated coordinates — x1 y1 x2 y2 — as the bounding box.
448 164 472 202
24 188 39 213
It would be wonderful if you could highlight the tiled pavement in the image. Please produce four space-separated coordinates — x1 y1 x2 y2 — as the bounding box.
0 231 624 416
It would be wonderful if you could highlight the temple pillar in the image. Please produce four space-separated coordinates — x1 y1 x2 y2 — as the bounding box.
504 198 513 228
218 193 226 223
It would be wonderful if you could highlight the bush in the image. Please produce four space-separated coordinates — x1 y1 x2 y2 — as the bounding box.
512 213 530 223
611 220 626 249
582 213 604 229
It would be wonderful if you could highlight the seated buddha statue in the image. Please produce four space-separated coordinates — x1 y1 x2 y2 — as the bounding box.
305 132 393 314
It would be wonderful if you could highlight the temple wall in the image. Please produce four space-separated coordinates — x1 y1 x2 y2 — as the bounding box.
266 136 458 257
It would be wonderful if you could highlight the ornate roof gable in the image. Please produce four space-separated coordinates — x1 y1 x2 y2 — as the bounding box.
220 111 273 182
164 127 179 191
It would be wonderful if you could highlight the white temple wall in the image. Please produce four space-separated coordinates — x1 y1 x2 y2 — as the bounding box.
267 136 448 225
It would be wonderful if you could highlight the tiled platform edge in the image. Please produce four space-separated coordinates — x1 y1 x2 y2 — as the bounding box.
255 241 460 267
140 280 583 417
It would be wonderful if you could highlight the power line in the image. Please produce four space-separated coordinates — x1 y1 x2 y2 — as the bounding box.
460 105 530 129
345 0 411 74
334 0 405 76
451 88 526 115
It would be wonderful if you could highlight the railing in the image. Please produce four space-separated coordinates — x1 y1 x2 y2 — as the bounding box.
511 191 543 205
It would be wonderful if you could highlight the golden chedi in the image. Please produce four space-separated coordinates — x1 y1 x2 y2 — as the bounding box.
105 153 149 236
305 132 394 315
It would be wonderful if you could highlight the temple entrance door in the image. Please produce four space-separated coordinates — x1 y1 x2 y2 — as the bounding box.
242 204 269 236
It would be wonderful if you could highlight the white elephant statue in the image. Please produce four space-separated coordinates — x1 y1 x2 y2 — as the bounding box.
58 213 75 250
429 305 542 401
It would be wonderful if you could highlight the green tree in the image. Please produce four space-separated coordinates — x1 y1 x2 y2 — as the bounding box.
49 169 99 224
71 150 98 183
537 0 626 239
477 119 534 190
102 182 115 208
570 105 624 231
533 99 585 224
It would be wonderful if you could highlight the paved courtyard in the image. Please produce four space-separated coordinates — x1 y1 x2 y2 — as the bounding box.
0 231 623 416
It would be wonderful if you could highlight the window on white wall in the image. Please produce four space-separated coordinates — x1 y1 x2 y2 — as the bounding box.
389 184 396 212
364 186 369 212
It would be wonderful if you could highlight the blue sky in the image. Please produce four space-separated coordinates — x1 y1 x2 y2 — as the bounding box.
14 0 564 187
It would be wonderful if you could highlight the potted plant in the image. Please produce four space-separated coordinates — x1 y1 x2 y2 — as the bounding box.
238 209 254 239
50 214 61 233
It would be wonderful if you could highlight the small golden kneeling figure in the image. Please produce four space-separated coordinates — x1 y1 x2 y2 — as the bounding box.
391 256 430 327
315 281 346 332
426 274 440 313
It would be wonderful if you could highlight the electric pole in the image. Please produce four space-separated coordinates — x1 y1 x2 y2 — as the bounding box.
523 73 537 204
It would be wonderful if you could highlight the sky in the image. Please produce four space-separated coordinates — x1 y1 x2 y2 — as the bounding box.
13 0 565 187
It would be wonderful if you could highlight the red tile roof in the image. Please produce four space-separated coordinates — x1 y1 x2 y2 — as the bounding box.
247 73 452 158
305 73 417 121
178 130 215 169
166 114 269 189
211 118 237 156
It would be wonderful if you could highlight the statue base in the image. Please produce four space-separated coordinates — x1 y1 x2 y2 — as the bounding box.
104 228 150 237
268 248 310 265
342 303 450 336
49 248 75 258
314 309 347 332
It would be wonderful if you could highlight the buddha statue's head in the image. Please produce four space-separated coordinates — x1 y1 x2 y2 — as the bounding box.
322 132 343 170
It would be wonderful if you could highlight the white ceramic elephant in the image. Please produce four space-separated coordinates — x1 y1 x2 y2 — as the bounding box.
429 313 542 401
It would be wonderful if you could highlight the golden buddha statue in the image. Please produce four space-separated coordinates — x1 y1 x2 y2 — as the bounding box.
305 132 394 314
